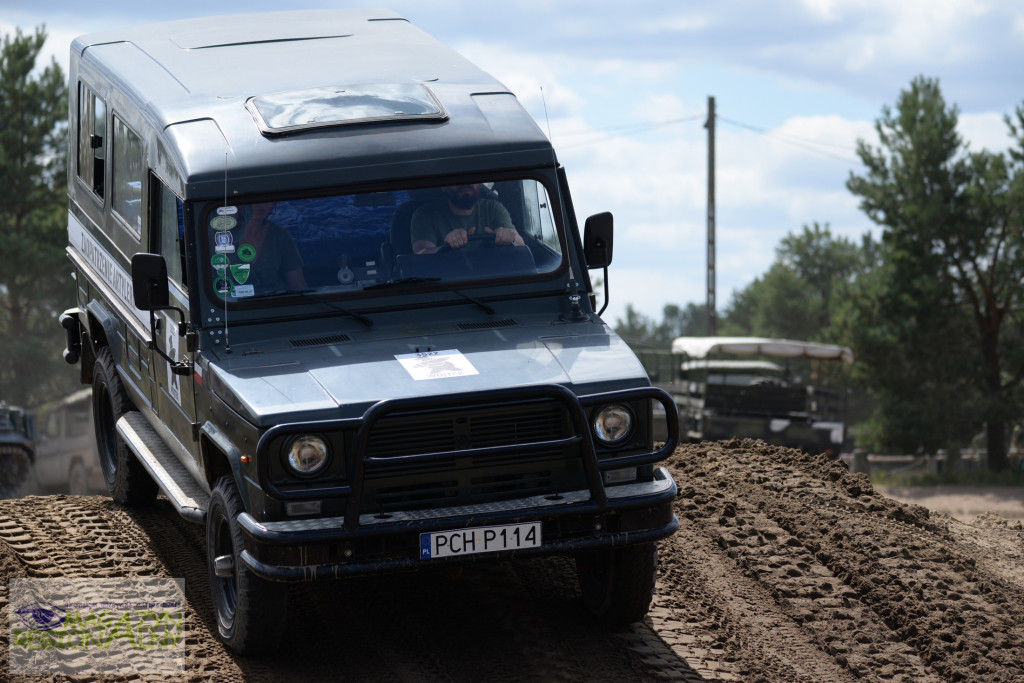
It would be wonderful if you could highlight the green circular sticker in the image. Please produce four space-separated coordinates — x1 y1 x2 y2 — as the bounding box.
237 244 257 262
210 215 237 231
211 253 229 268
214 277 231 297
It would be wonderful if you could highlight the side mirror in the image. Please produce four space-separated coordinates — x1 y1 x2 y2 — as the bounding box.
130 253 192 375
583 212 613 269
131 253 170 310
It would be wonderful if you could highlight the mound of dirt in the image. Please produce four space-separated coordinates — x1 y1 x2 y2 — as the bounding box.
2 440 1023 682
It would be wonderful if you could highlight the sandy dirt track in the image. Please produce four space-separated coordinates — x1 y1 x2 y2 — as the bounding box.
2 439 1023 682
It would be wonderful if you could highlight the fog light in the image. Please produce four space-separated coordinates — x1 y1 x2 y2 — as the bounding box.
285 500 322 516
604 467 638 484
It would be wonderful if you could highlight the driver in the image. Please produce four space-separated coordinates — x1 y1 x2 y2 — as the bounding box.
410 184 524 254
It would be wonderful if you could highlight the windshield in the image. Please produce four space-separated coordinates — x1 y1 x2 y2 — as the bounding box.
201 178 562 303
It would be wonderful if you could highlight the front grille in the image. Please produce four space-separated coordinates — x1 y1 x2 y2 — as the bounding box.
361 398 584 513
366 400 565 458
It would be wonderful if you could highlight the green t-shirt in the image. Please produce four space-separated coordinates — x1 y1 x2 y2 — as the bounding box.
237 221 304 291
409 199 515 249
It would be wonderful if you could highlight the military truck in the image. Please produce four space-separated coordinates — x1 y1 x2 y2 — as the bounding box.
0 401 36 497
59 10 679 653
649 337 852 456
33 388 106 495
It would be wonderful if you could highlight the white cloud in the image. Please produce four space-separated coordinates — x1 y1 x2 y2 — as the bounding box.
959 112 1015 154
601 264 706 326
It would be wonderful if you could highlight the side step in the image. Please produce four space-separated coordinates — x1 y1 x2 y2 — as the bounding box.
116 412 210 524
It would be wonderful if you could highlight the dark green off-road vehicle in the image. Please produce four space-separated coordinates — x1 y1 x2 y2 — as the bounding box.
0 401 35 497
60 10 679 653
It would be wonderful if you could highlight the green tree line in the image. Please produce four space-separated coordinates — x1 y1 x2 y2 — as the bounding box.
0 27 74 409
617 77 1024 472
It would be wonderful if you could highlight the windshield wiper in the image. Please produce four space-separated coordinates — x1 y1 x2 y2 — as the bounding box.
363 277 441 290
365 278 494 315
248 289 373 327
248 288 317 299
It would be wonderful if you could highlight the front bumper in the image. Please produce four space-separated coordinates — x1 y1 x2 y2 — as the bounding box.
238 466 678 581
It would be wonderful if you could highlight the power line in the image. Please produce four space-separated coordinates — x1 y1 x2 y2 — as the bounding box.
553 109 861 164
717 115 860 163
555 114 705 149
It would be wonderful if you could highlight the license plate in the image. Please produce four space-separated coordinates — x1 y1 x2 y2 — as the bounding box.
420 522 541 559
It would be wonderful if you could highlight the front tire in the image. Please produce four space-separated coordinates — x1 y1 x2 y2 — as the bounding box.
207 475 287 654
92 347 158 505
576 543 658 626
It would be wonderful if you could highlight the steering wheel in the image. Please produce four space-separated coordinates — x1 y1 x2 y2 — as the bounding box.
436 232 509 253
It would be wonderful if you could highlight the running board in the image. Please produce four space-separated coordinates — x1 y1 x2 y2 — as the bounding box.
116 412 209 524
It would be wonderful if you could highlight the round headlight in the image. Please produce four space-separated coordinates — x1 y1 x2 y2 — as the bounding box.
285 435 329 476
592 404 634 444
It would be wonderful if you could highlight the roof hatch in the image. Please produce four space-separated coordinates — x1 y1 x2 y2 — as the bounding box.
246 83 447 135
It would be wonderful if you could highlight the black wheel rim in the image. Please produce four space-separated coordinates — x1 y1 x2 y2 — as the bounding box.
95 384 118 478
211 509 238 624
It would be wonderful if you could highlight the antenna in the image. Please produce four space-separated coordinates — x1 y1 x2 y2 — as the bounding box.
539 86 552 140
222 152 231 353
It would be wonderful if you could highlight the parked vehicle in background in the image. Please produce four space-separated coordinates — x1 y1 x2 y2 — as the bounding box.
59 10 679 654
34 388 106 495
647 337 853 456
0 401 36 497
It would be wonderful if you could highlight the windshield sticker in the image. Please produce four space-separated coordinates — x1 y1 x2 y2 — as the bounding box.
396 350 479 380
214 277 231 297
210 215 237 231
216 205 238 216
230 263 251 284
237 244 257 262
214 232 235 254
231 284 255 298
211 253 229 268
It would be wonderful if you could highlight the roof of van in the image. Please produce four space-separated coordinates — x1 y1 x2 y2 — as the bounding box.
670 337 854 364
72 10 554 197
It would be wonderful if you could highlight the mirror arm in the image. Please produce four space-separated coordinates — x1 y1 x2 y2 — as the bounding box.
597 243 610 317
147 304 193 376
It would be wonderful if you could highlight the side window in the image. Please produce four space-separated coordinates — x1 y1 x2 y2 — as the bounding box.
521 179 560 253
77 83 106 198
152 176 187 287
112 117 143 236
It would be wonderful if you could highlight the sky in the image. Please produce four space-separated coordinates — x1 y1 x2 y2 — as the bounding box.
4 0 1024 329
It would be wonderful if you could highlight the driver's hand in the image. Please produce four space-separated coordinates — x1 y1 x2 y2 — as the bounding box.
444 227 474 249
485 226 524 246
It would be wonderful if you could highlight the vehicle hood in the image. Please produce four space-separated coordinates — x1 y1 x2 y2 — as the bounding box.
203 327 647 426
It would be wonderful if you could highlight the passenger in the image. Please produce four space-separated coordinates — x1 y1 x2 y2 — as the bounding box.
410 184 524 254
233 202 307 291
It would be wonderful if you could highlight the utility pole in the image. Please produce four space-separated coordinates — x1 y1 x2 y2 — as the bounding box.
705 96 717 336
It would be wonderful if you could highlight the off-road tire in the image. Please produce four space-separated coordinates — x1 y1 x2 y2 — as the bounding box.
0 444 36 498
92 346 157 505
576 542 658 626
207 475 287 654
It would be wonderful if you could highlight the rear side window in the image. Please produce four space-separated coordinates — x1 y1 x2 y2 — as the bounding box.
112 117 143 236
77 83 106 199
